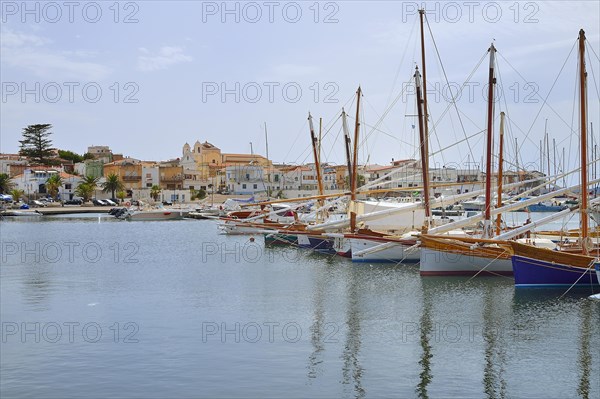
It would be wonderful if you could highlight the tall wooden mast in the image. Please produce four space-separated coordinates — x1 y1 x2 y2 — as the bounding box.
483 43 497 239
342 108 353 186
578 29 589 253
308 113 325 200
350 86 362 232
414 67 431 227
495 112 505 235
418 9 430 152
418 9 431 230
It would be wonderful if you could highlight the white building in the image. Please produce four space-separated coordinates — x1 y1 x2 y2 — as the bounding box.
226 164 267 195
12 169 82 200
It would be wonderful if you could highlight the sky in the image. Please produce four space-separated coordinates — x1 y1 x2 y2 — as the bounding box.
1 1 599 183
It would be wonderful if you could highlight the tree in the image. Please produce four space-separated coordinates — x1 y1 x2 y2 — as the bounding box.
197 188 207 200
58 150 84 163
0 173 13 194
74 176 99 202
75 182 94 202
345 174 366 190
83 152 95 160
116 191 126 203
150 185 162 201
46 174 63 198
82 176 99 192
102 173 124 199
19 124 55 165
9 189 24 202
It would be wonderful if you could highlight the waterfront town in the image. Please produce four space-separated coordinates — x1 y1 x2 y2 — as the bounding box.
1 139 547 205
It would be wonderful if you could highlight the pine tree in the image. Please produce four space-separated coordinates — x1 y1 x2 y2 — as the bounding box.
18 124 55 165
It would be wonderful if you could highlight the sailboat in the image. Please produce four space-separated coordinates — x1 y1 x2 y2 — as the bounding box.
333 10 432 263
419 42 515 276
510 29 599 287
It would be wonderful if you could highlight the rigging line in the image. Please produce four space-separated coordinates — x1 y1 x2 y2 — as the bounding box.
569 49 580 188
359 73 414 144
425 14 479 173
352 116 416 147
360 96 410 155
497 41 578 135
287 105 345 168
586 45 600 102
324 124 344 164
587 40 600 63
429 51 487 131
282 118 309 164
385 17 418 107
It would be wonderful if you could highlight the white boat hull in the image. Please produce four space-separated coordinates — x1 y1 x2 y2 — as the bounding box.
126 209 188 221
217 221 276 235
419 247 512 276
350 237 420 263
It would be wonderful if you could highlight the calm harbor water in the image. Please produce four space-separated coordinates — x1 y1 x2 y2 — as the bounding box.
1 214 599 398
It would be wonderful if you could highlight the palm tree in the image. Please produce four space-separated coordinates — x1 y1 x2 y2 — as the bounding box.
102 173 124 199
46 173 63 199
75 182 95 202
0 173 13 194
82 175 99 191
150 185 162 201
9 188 24 202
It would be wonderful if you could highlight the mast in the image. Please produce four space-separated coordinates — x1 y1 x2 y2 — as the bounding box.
418 9 430 158
350 86 362 232
264 122 271 197
483 43 496 239
578 29 589 253
342 108 353 187
553 138 557 179
515 137 519 183
495 112 505 235
414 67 431 226
308 113 325 198
545 120 550 191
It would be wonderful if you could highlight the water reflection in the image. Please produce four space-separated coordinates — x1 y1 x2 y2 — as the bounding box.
416 283 433 399
482 288 507 399
341 265 365 399
21 267 53 311
307 266 327 380
577 301 593 399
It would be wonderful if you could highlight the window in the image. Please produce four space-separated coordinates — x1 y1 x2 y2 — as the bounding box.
274 175 279 182
242 184 247 189
65 184 72 189
253 184 257 189
147 183 152 188
246 174 250 180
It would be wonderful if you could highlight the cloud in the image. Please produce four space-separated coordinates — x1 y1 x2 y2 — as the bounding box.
1 27 111 81
136 46 193 72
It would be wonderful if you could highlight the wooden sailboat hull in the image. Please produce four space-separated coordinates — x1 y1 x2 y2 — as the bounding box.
511 255 599 287
349 236 420 263
510 242 599 287
419 235 513 276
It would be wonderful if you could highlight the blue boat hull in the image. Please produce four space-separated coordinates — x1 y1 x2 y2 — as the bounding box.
297 235 336 255
512 255 600 287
